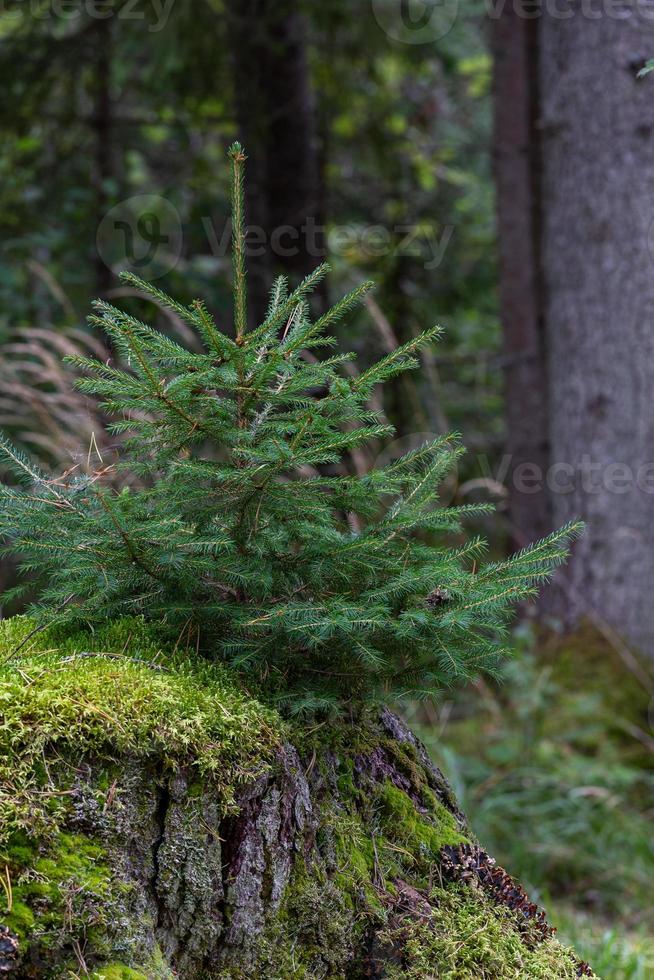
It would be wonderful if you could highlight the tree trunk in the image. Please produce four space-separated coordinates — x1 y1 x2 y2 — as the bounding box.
493 8 551 548
227 0 324 326
91 16 114 299
538 17 654 652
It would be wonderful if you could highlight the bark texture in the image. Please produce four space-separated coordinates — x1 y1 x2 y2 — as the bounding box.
538 16 654 652
2 714 591 979
0 618 593 978
493 7 552 547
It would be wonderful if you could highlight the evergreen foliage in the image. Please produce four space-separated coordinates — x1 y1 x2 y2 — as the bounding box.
0 145 581 713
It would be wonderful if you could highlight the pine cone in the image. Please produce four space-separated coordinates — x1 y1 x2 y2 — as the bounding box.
426 587 450 609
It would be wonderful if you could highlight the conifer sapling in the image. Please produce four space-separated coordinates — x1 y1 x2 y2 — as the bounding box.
0 144 582 713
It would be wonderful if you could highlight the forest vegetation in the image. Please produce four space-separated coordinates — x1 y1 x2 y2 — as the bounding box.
2 1 654 975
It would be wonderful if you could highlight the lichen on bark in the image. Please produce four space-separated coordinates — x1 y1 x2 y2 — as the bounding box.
0 617 595 978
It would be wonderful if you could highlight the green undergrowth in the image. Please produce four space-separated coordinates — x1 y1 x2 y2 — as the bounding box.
555 908 654 980
411 621 654 979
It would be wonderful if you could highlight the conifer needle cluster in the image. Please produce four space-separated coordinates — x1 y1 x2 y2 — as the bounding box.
0 144 581 712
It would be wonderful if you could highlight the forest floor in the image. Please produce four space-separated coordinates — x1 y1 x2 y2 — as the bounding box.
411 623 654 980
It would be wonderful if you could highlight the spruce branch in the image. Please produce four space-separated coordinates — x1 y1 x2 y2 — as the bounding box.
95 490 165 584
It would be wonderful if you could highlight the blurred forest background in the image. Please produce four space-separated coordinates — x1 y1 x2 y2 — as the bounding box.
2 0 654 975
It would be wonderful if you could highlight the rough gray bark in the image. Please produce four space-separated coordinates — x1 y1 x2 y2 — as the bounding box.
538 16 654 652
2 707 590 979
493 7 552 547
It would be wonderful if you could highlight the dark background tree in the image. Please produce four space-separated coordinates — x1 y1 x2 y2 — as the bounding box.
227 0 325 324
539 16 654 653
494 9 654 654
492 6 550 548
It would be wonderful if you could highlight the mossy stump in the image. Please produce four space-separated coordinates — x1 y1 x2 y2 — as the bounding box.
0 618 594 978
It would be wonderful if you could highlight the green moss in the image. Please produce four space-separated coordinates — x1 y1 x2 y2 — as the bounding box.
381 885 590 979
0 615 283 844
302 718 469 903
0 615 284 976
333 814 378 906
88 946 173 980
1 827 124 974
90 966 150 980
378 782 465 857
336 766 357 798
327 781 467 921
4 899 34 936
379 736 431 794
253 866 360 980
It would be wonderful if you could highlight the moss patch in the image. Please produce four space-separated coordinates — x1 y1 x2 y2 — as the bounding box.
0 615 281 844
5 831 110 935
2 828 129 975
328 779 466 911
378 781 465 855
0 615 282 976
381 885 589 979
90 966 151 979
0 615 595 978
251 869 359 979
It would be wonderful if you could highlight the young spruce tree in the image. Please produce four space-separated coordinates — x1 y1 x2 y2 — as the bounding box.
0 145 581 713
